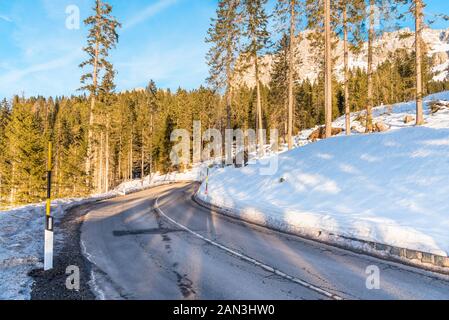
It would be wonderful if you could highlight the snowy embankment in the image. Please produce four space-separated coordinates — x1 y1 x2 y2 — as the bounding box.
114 165 207 195
0 166 206 300
198 91 449 259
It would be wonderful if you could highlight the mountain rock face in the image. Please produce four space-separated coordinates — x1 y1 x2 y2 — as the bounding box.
235 28 449 88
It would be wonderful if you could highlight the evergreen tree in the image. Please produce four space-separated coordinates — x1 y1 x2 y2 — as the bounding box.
363 0 399 131
335 0 365 134
241 0 271 154
305 0 338 138
80 0 120 190
206 0 241 132
145 80 159 178
269 35 290 142
274 0 304 149
4 99 46 205
0 99 10 206
324 0 332 137
414 0 424 125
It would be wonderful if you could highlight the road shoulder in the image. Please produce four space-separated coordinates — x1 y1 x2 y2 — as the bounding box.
29 204 96 300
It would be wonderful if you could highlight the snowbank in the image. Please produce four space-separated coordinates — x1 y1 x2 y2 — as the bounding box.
198 92 449 258
0 165 207 300
114 165 207 195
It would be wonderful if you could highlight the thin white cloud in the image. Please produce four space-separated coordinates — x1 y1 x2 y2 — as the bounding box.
0 14 12 23
122 0 179 31
0 49 82 88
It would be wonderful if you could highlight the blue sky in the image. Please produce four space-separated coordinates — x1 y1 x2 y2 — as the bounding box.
0 0 448 99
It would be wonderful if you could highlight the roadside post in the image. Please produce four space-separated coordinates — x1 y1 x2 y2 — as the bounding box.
44 141 54 271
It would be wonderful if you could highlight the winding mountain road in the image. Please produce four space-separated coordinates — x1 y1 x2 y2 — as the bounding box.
80 183 449 300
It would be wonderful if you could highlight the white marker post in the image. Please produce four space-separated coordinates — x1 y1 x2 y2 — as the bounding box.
44 141 54 271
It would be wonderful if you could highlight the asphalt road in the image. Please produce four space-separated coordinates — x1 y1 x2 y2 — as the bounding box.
80 183 449 300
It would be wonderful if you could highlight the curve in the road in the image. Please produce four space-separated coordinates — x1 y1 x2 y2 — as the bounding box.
81 183 449 300
154 194 343 300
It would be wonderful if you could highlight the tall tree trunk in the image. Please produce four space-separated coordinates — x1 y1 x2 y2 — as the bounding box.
86 35 100 185
324 0 332 138
287 0 296 150
141 128 145 183
55 139 61 197
226 62 233 165
150 113 154 178
129 130 133 180
255 55 264 156
9 163 15 205
118 133 122 182
343 4 350 135
98 132 104 193
415 0 424 125
284 99 288 144
366 0 375 132
105 119 110 192
226 61 232 130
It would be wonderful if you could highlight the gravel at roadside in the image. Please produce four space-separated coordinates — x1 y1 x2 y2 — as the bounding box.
29 204 96 300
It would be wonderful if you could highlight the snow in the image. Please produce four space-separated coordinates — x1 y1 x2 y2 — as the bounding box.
433 61 449 82
114 165 207 195
198 91 449 258
0 166 207 300
3 90 449 299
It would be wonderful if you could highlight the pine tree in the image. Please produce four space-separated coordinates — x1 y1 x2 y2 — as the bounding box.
241 0 271 155
206 0 241 132
138 80 158 181
364 0 400 131
365 0 375 132
4 99 46 204
80 0 120 190
324 0 332 138
305 0 334 138
343 2 351 134
415 0 424 125
98 61 117 192
0 99 10 207
335 0 365 134
275 0 304 149
269 35 290 142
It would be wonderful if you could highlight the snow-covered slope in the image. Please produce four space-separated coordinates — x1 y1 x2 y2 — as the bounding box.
236 28 449 87
198 91 449 257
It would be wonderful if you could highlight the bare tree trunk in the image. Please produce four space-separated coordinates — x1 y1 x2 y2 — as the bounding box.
254 54 264 156
118 133 122 182
284 99 288 144
105 119 110 193
415 0 424 125
98 132 104 193
129 129 133 180
56 140 61 197
141 128 145 183
324 0 332 138
226 62 232 130
288 0 296 150
86 29 100 186
150 113 154 178
9 163 15 205
366 0 375 132
343 4 350 135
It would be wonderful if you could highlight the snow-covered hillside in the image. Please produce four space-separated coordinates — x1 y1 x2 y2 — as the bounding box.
198 91 449 258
